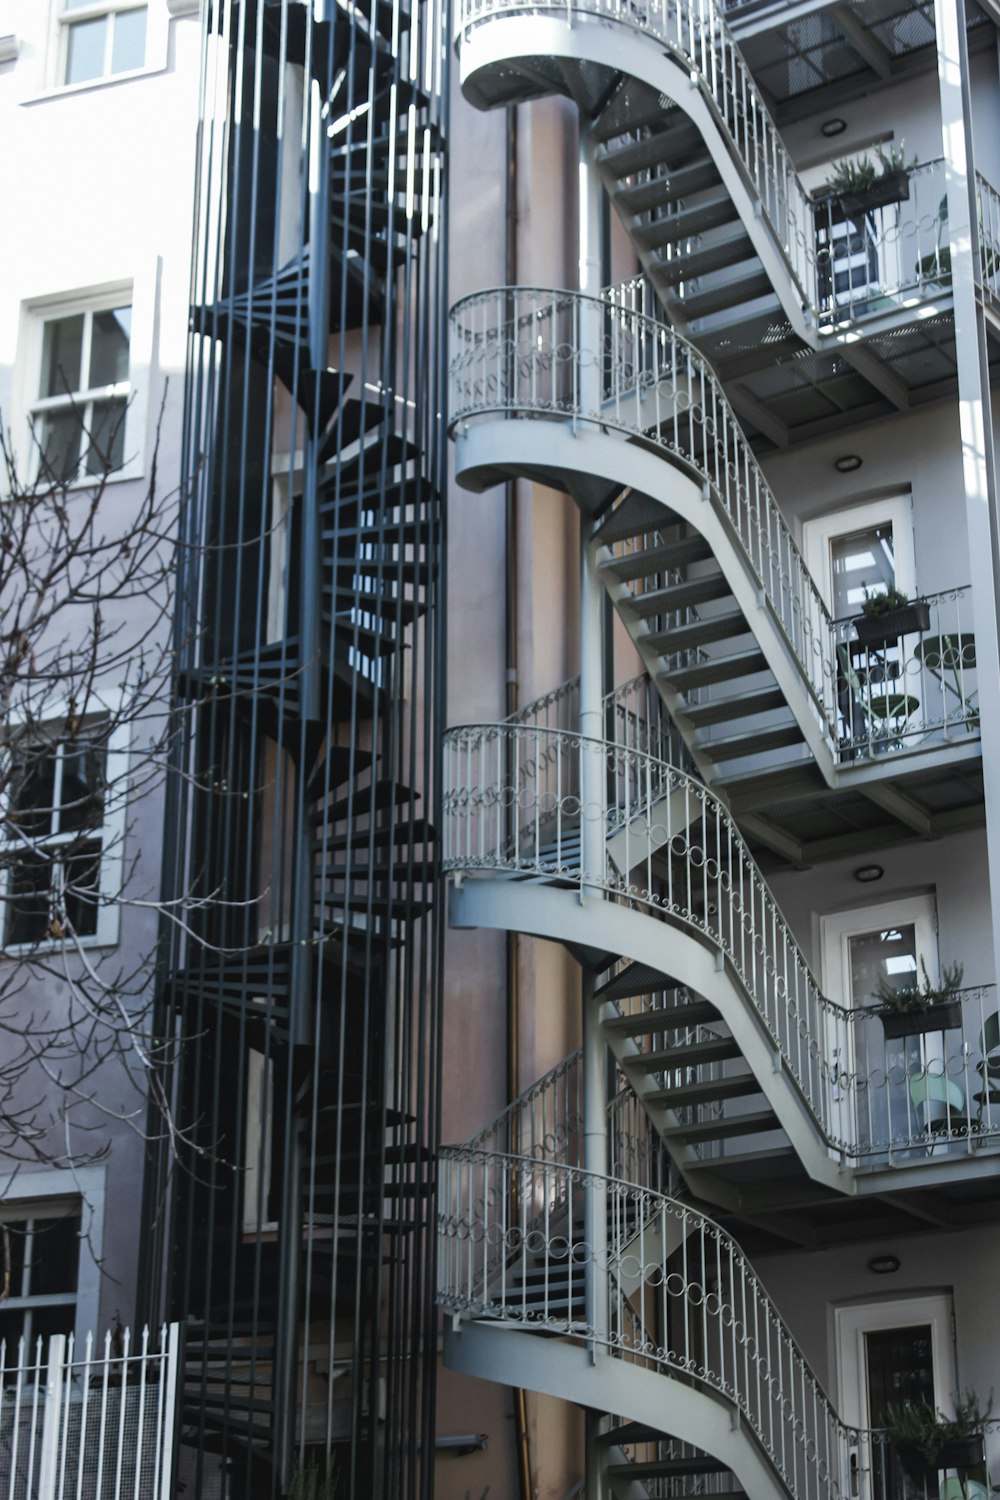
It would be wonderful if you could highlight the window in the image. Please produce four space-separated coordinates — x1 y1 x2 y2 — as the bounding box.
30 303 132 483
60 2 147 87
0 1207 80 1354
0 720 128 950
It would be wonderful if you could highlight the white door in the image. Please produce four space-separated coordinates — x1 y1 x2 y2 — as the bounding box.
822 896 939 1154
837 1295 956 1500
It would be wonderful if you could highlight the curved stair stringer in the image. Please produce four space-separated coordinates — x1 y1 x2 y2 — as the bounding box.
456 14 814 346
453 416 838 787
445 1320 792 1500
449 875 851 1200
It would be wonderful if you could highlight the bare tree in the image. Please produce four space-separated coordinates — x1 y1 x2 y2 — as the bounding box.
0 407 185 1180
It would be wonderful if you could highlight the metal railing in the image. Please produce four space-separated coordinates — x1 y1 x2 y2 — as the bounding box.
452 0 816 302
976 172 1000 307
437 1151 883 1500
0 1325 179 1500
833 586 979 758
450 285 839 739
813 160 949 326
444 722 1000 1160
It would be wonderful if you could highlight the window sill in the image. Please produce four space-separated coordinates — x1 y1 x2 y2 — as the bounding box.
1 933 118 958
21 61 168 106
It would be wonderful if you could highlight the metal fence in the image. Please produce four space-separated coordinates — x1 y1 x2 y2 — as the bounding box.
0 1326 178 1500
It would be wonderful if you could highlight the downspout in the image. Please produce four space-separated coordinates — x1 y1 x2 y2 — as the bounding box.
504 99 533 1500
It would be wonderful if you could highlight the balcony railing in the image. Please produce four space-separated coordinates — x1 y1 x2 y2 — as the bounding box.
833 586 979 759
0 1325 179 1500
444 721 1000 1162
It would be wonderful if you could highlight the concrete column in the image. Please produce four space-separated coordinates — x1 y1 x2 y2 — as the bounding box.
935 0 1000 979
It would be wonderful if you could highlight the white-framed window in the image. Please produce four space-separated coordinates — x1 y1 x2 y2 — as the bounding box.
59 1 147 88
0 1203 81 1355
29 300 132 485
0 716 129 951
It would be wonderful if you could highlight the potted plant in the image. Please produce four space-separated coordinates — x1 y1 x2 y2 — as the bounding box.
873 958 965 1038
854 584 931 648
886 1391 991 1486
819 144 916 217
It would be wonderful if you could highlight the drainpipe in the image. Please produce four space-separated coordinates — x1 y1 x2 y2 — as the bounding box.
934 0 1000 979
504 99 533 1500
577 121 609 1500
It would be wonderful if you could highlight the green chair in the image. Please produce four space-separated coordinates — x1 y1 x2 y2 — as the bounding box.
909 1070 967 1142
941 1474 989 1500
974 1011 1000 1122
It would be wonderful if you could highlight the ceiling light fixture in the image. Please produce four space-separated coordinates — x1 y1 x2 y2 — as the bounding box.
835 454 863 473
854 864 884 883
868 1254 901 1275
821 118 847 138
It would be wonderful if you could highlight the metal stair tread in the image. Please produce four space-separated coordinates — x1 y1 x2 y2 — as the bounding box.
645 1073 761 1107
593 493 675 545
680 269 775 322
592 83 677 143
636 196 737 250
602 1000 722 1034
683 687 788 728
596 120 702 176
652 231 756 286
595 961 677 1001
659 1108 779 1143
646 608 748 653
625 573 731 617
615 156 721 214
663 649 768 691
607 1461 740 1483
598 1425 730 1459
630 1035 740 1070
697 723 804 762
598 534 714 581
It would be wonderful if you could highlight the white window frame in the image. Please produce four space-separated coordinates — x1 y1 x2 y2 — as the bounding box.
29 300 134 487
0 1166 105 1351
57 0 149 89
0 705 130 954
802 493 917 619
15 278 153 489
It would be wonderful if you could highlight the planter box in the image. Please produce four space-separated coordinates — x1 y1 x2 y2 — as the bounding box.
854 601 931 648
897 1435 986 1486
881 1000 963 1039
838 171 911 216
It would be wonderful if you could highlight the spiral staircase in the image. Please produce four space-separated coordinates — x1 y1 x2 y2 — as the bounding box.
439 0 999 1491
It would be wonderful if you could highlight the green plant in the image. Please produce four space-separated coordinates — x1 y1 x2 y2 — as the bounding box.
288 1460 339 1500
860 584 911 618
822 141 917 198
885 1390 992 1466
872 957 965 1017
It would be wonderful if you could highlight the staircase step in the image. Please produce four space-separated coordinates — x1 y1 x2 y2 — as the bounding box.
608 1462 739 1485
664 649 767 692
681 270 775 322
602 1001 722 1036
592 83 673 143
699 723 804 762
600 533 714 582
684 687 788 728
616 157 720 215
625 573 731 618
594 961 672 1002
626 1035 741 1071
636 197 737 251
653 231 756 286
593 493 671 546
647 609 748 654
597 120 702 176
660 1108 779 1144
646 1073 761 1108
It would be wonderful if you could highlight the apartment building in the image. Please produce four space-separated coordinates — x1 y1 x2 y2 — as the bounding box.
436 0 1000 1496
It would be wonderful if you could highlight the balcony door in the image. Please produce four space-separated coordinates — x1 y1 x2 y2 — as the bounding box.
836 1295 956 1500
802 496 917 752
821 895 939 1155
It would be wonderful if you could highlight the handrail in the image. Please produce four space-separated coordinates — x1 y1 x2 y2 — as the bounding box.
452 0 816 303
450 284 840 745
437 1150 878 1500
443 722 1000 1157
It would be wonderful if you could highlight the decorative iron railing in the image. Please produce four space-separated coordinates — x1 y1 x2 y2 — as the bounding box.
0 1325 179 1500
452 0 816 302
976 172 1000 307
813 159 950 325
450 285 840 739
437 1152 888 1500
444 722 1000 1159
